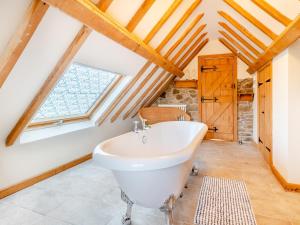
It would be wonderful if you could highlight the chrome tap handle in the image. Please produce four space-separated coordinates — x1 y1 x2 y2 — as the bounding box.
133 120 139 133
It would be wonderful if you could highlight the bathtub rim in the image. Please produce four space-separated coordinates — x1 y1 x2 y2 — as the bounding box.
93 121 208 171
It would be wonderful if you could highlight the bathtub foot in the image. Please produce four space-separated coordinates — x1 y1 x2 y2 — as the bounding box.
191 166 199 176
159 195 176 225
121 190 133 225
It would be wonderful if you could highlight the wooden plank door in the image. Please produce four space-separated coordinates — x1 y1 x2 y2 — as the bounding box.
258 63 272 164
198 54 237 141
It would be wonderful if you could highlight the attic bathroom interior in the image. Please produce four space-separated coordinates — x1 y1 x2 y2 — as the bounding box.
0 0 300 225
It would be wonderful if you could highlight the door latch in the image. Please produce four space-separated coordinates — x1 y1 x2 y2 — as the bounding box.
201 65 217 72
201 96 218 102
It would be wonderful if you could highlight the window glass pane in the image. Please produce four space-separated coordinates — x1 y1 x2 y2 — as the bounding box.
32 63 117 122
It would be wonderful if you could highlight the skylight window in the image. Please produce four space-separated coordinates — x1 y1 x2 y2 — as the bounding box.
30 63 119 127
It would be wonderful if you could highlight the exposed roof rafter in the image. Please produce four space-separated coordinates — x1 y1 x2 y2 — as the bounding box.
248 15 300 73
219 30 256 62
224 0 278 40
165 14 205 58
155 0 203 52
219 22 261 57
143 0 183 44
251 0 292 26
218 11 267 50
126 0 155 32
110 65 159 122
180 38 209 69
97 0 113 11
42 0 184 77
122 71 167 120
6 26 92 146
0 0 49 88
219 37 253 66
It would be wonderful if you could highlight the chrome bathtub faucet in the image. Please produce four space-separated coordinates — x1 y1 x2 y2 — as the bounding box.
141 119 151 130
133 120 140 133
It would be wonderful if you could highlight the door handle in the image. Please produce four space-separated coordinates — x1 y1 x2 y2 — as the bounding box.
208 127 218 132
201 96 218 103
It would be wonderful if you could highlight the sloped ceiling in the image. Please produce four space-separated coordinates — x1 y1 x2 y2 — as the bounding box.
0 0 299 147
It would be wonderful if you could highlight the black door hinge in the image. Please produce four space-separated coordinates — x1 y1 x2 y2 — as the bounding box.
266 146 271 152
208 127 218 132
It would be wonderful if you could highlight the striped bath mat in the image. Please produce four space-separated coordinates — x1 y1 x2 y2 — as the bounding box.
194 176 257 225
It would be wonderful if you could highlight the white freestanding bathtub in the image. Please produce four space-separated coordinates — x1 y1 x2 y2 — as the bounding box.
93 121 207 225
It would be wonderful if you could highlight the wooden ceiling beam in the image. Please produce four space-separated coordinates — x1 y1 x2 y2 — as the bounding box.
248 15 300 74
219 30 256 62
155 0 203 52
42 0 184 77
5 2 116 146
219 37 252 67
180 38 209 69
165 14 205 58
110 65 159 122
132 73 173 118
251 0 292 26
0 0 49 88
143 0 183 44
126 0 155 32
145 75 175 108
219 22 261 57
171 24 206 63
5 26 92 146
218 11 267 50
223 0 278 40
97 0 113 11
96 61 152 125
122 70 167 120
175 32 207 66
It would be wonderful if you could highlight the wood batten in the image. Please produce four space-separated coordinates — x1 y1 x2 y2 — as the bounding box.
155 0 203 52
180 38 209 70
96 61 152 125
126 0 155 32
88 75 123 116
131 74 172 118
219 38 252 66
219 22 261 57
0 0 49 88
42 0 183 77
110 65 159 122
175 32 207 66
171 24 206 63
218 11 267 50
6 26 92 146
123 71 167 119
219 30 256 62
143 0 183 44
248 15 300 74
97 0 113 11
251 0 292 26
223 0 278 40
165 15 205 58
146 75 175 107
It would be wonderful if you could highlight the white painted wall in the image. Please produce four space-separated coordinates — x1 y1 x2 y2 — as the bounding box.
287 40 300 183
272 40 300 184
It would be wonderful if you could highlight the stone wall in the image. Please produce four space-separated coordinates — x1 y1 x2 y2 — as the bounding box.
153 83 199 121
237 78 254 143
153 78 254 142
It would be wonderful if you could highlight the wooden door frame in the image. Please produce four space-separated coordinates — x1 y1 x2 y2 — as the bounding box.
198 53 238 141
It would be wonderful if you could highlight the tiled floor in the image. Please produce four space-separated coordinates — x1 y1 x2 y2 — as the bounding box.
1 140 300 225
